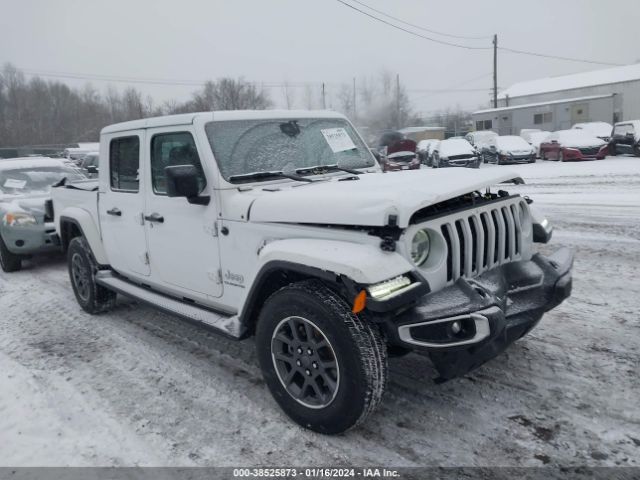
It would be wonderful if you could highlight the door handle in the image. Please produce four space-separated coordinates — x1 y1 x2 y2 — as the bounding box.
106 208 122 216
144 213 164 223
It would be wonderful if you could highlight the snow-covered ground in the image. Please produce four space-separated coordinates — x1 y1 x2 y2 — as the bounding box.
1 157 639 467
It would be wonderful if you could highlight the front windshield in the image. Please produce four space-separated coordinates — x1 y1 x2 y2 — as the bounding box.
205 118 376 182
0 166 85 196
497 136 531 150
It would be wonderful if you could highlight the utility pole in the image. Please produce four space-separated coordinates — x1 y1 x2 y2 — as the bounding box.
493 34 498 109
396 73 401 129
322 83 326 109
352 77 357 120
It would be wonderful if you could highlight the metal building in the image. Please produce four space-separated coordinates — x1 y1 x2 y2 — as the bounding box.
472 63 640 135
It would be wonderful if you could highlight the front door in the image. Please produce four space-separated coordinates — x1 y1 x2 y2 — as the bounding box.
144 128 223 301
99 132 150 278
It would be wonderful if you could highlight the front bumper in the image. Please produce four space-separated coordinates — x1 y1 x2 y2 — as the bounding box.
441 158 480 168
378 247 573 380
1 222 60 255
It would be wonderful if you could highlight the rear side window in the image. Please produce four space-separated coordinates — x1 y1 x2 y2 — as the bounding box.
110 136 140 192
150 132 206 195
614 124 634 136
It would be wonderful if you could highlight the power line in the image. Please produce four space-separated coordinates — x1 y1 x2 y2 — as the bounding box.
498 47 624 67
337 0 625 66
335 0 491 50
347 0 492 40
14 66 332 89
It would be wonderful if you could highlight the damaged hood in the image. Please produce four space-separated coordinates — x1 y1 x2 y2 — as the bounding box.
247 168 522 228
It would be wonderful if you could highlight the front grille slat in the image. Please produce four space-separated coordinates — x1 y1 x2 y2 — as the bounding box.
502 206 516 259
432 200 525 284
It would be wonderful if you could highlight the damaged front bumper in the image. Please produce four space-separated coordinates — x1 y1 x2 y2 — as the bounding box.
377 247 573 380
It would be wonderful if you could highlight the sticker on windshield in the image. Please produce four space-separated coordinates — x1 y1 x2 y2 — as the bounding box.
3 179 27 189
321 128 356 153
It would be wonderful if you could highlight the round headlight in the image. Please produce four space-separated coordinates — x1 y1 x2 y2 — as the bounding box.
410 229 430 266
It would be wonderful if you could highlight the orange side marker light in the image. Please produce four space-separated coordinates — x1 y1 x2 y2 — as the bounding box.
352 290 367 314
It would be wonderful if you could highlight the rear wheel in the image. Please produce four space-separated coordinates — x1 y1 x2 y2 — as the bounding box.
634 145 640 157
256 279 387 434
0 234 22 272
68 236 116 314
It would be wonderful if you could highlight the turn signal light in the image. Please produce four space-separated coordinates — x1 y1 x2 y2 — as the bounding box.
352 290 367 314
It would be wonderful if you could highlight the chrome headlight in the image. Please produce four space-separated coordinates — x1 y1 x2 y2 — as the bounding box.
410 229 431 266
3 212 37 227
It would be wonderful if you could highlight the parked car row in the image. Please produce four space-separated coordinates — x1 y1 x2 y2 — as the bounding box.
0 157 88 272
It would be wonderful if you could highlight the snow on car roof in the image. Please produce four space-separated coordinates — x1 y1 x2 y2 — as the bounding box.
498 63 640 99
474 94 613 114
438 138 474 156
102 110 348 134
0 157 67 171
572 122 613 137
495 136 532 150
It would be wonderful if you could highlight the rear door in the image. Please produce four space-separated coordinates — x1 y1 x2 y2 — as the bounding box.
143 127 223 301
99 132 150 277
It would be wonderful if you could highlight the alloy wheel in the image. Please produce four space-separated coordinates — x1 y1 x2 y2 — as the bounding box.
71 253 90 302
271 316 340 409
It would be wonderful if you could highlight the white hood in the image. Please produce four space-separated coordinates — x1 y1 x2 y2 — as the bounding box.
247 168 522 228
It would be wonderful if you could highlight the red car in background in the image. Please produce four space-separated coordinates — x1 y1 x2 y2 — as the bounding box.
539 130 608 161
380 138 420 172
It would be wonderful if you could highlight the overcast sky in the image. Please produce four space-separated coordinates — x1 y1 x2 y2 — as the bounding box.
1 0 638 117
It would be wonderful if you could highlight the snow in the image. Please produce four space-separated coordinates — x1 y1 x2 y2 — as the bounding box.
474 94 613 115
1 157 639 467
572 122 613 138
498 63 640 99
547 130 606 148
438 138 474 157
494 135 534 152
416 139 438 152
103 110 348 134
0 157 67 172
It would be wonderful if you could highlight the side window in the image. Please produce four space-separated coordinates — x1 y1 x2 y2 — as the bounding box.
150 132 206 195
110 136 140 192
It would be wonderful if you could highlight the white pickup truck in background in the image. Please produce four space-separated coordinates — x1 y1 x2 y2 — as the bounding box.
51 110 573 434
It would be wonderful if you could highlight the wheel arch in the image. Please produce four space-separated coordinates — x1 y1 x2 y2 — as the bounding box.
59 209 109 266
238 260 348 338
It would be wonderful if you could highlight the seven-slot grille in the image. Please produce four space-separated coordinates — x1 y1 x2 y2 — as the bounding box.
439 201 524 282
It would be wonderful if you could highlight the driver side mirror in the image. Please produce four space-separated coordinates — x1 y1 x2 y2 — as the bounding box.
165 165 210 205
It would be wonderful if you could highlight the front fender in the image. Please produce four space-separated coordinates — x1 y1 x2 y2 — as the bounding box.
257 238 413 284
58 207 109 265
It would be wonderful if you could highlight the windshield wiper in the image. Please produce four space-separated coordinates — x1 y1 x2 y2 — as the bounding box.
295 164 364 176
228 170 314 183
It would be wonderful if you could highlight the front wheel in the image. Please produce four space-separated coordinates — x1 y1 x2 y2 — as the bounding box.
68 236 116 314
256 279 387 434
0 234 22 272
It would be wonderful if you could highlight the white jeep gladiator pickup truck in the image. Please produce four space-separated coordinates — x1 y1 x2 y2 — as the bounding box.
51 110 573 434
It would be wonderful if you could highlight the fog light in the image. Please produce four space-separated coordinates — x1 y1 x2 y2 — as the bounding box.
450 321 462 334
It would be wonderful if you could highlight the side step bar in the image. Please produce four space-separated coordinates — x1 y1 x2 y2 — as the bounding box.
95 271 243 339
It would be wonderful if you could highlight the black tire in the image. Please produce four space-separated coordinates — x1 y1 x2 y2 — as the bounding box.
482 153 488 164
256 279 387 434
634 145 640 157
609 143 617 156
68 236 116 314
0 234 22 272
